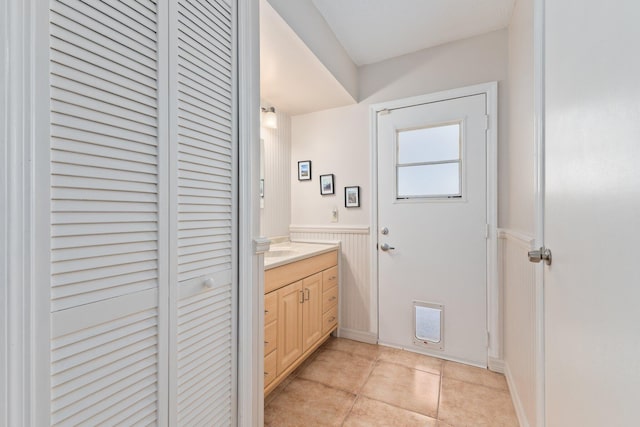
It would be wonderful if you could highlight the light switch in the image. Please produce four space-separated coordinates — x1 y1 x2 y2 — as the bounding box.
331 208 338 223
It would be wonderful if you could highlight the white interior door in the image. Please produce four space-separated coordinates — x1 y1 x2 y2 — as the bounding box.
170 0 237 424
544 1 640 425
42 0 237 425
48 1 167 424
377 93 489 367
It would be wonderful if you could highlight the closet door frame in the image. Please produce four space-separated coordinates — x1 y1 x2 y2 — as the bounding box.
1 0 42 425
236 0 264 426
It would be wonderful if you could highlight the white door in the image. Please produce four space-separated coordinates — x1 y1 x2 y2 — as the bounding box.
170 0 238 424
377 93 489 366
42 0 237 424
544 1 640 426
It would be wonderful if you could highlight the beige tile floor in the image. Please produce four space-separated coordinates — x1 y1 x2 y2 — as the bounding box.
264 337 519 427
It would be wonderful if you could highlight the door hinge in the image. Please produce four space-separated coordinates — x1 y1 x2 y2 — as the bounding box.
378 108 391 115
483 115 490 130
487 331 490 347
485 224 490 239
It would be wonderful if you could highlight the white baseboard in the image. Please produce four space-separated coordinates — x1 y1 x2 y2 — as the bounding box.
504 362 530 427
338 328 378 344
488 357 505 373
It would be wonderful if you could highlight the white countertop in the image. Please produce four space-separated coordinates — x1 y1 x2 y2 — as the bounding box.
263 241 339 270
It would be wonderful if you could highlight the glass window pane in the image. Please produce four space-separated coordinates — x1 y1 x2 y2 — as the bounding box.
416 305 442 343
398 124 460 164
397 163 460 197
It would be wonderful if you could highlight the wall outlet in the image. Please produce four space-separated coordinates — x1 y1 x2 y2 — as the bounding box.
331 208 338 223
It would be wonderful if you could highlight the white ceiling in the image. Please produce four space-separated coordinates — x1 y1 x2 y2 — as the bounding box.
260 0 356 115
311 0 515 65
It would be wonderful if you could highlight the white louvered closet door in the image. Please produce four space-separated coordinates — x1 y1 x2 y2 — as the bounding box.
170 0 237 425
49 0 167 425
47 0 238 425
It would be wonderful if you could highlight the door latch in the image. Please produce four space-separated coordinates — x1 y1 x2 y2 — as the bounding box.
528 247 552 265
380 243 395 251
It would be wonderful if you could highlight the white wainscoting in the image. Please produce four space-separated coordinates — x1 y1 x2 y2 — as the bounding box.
499 229 536 427
290 225 374 341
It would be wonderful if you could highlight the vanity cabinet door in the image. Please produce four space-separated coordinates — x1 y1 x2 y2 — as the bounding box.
302 273 323 352
277 281 303 374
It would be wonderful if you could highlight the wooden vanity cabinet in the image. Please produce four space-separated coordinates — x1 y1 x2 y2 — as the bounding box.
264 250 338 395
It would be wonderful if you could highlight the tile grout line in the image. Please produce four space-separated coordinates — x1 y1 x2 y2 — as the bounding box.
436 363 444 421
267 339 512 425
340 349 380 426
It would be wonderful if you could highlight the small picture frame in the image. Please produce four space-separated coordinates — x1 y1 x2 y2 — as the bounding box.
298 160 312 181
345 186 360 208
319 174 335 195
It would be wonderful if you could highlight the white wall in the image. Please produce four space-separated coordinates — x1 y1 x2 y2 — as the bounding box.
291 30 509 335
290 104 369 226
260 108 292 237
505 0 535 233
266 0 358 100
502 1 538 426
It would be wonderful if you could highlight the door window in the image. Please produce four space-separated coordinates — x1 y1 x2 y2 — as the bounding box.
396 122 462 198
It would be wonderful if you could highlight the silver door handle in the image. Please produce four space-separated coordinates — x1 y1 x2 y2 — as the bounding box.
528 247 552 265
380 243 395 251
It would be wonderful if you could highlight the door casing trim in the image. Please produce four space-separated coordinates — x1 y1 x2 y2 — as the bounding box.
369 82 500 367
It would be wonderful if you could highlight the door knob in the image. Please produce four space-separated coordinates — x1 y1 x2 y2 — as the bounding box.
528 247 552 265
380 243 395 251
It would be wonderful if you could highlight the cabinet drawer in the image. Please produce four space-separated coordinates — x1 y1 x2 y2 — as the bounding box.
264 320 277 355
264 350 277 387
322 305 338 334
266 251 338 293
322 266 338 292
322 286 338 313
265 291 277 324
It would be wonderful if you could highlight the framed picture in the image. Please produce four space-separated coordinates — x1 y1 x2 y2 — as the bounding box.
320 174 335 195
345 186 360 207
298 160 312 181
